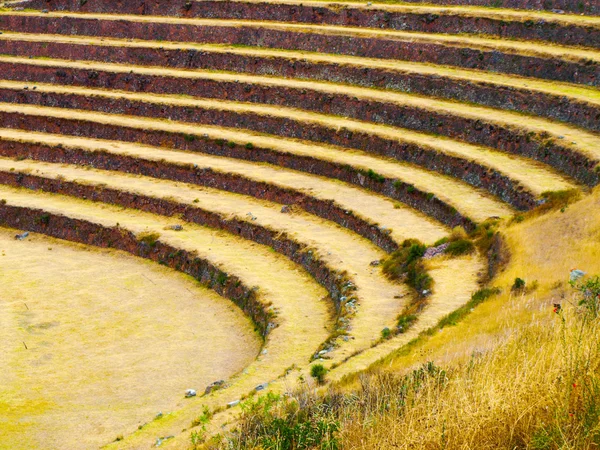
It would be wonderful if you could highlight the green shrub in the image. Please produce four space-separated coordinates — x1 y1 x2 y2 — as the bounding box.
397 314 417 333
381 327 392 340
445 239 475 256
245 142 254 150
310 364 328 385
512 277 526 291
137 231 160 247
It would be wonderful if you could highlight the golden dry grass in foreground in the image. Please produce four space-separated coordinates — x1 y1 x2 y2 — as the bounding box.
0 229 261 449
214 187 600 450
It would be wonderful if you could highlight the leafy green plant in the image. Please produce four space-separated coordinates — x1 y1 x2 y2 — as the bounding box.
311 364 328 385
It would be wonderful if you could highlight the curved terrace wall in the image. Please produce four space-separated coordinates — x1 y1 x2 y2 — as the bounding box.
18 0 600 48
0 64 593 191
0 121 407 248
0 166 355 316
1 41 598 134
0 15 597 86
0 88 593 203
0 201 273 336
0 137 473 232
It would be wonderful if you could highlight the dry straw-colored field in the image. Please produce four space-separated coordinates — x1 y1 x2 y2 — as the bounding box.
0 0 597 447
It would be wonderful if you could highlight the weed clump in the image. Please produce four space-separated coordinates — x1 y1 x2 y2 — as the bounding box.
382 239 432 295
310 364 328 385
137 231 160 247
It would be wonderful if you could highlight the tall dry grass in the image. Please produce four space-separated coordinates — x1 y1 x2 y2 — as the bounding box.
213 292 600 450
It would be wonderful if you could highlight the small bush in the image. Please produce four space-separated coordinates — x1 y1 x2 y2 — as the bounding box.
381 327 392 340
382 239 432 295
397 314 417 333
360 168 385 183
137 231 160 247
570 275 600 318
310 364 328 385
245 142 254 150
445 239 475 256
512 277 526 291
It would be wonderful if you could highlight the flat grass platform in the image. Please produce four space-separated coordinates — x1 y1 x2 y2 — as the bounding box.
0 229 261 449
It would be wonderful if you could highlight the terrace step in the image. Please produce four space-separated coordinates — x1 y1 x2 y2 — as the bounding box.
0 155 419 360
0 57 590 185
0 12 597 85
0 33 598 133
0 108 513 226
0 183 333 403
0 80 582 204
18 0 600 48
0 227 261 449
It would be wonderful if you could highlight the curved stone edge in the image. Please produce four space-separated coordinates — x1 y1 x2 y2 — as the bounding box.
1 40 598 134
0 167 358 324
15 0 600 49
0 117 475 234
0 89 545 210
0 64 591 190
0 201 274 336
0 14 597 86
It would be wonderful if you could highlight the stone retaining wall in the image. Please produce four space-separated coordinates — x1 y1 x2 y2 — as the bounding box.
0 14 596 86
0 89 553 208
0 201 273 336
1 40 597 134
0 167 355 315
19 0 600 45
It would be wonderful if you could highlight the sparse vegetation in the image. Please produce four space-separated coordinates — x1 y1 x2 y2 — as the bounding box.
137 231 160 247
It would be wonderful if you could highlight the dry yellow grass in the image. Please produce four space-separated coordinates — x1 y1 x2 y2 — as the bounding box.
0 156 424 362
0 185 337 444
0 228 261 450
210 0 600 27
2 11 597 63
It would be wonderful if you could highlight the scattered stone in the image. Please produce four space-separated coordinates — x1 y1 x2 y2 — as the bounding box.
246 212 257 221
255 383 268 391
169 224 183 231
422 289 431 297
42 8 48 13
14 232 29 241
155 436 174 447
261 348 268 355
570 268 586 282
370 260 381 267
227 400 240 408
423 243 449 259
184 389 196 398
318 349 328 355
155 412 163 420
205 380 225 395
281 205 291 213
551 8 565 13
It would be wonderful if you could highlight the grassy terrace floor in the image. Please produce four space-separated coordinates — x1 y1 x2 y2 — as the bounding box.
0 108 514 223
0 228 261 449
1 12 597 64
1 32 598 106
0 155 423 361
